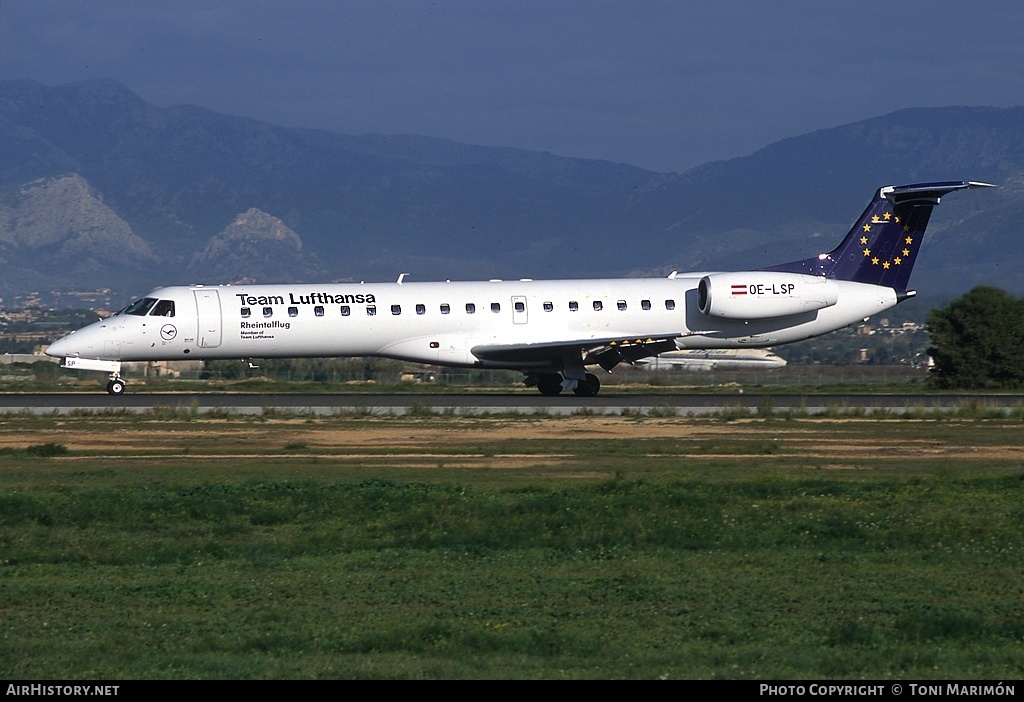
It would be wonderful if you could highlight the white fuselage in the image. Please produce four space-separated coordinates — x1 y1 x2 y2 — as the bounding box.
47 275 897 371
44 179 986 396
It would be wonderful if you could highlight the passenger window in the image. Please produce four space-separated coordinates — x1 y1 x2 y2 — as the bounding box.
440 304 450 315
367 306 376 316
491 302 501 313
288 307 299 317
416 304 426 315
150 300 175 317
514 301 525 313
543 301 553 312
314 306 324 317
641 299 651 311
241 307 251 318
569 301 578 312
593 301 603 311
617 300 627 311
391 304 402 315
466 303 476 314
263 307 273 318
340 305 351 317
665 299 676 311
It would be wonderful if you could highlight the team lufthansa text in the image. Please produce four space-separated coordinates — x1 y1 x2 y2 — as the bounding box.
235 292 377 306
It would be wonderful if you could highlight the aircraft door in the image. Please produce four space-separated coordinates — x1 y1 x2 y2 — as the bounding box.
512 296 528 324
194 289 223 348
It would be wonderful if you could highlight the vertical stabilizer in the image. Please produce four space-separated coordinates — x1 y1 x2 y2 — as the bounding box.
765 181 993 291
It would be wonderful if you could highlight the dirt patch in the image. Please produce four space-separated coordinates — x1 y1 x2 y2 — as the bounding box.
1 416 1022 462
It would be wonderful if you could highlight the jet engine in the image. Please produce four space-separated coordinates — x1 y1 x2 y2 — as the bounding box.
698 272 839 320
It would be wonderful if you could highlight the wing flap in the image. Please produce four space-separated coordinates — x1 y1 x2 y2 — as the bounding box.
472 334 680 370
584 337 679 371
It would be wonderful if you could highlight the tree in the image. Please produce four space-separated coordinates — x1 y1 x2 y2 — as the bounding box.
926 286 1024 389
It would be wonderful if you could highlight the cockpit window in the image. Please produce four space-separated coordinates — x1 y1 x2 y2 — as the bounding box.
124 298 158 316
150 300 175 317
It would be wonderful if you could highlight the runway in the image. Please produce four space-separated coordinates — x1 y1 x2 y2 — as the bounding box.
2 392 1022 415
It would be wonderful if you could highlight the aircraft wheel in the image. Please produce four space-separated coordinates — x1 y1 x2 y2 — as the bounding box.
106 379 126 396
537 372 563 396
573 373 601 398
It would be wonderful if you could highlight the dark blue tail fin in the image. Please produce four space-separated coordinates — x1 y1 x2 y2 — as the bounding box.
765 181 993 292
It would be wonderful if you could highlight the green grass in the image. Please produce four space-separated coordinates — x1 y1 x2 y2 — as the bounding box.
0 415 1022 679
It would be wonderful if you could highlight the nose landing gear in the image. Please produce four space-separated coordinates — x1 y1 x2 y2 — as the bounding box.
106 374 126 395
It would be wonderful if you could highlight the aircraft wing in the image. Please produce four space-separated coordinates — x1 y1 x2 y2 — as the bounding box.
472 334 680 371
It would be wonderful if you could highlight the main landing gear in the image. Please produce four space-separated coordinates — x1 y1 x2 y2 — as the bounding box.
531 372 601 397
106 374 126 395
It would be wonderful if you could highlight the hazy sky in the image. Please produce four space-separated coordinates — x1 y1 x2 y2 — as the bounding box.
1 1 1022 172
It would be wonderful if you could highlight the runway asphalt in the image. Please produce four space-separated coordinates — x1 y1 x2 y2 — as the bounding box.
2 392 1022 416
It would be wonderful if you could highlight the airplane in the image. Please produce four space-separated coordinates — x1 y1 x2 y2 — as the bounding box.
45 180 992 397
643 348 786 371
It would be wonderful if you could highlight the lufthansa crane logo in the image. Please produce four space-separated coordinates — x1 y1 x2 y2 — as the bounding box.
160 324 177 341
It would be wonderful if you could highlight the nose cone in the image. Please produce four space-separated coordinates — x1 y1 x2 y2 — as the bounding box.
45 333 74 358
45 321 107 359
45 319 126 361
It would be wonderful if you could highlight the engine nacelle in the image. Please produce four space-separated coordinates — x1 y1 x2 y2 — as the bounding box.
698 272 839 320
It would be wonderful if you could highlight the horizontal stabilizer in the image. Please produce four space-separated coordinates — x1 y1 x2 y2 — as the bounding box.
882 181 995 205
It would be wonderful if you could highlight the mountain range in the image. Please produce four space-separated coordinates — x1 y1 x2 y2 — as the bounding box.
0 79 1021 305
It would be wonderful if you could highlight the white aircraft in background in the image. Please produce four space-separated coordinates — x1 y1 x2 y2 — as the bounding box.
644 348 786 371
46 181 991 397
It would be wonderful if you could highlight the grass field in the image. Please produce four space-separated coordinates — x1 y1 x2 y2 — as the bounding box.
1 412 1022 679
